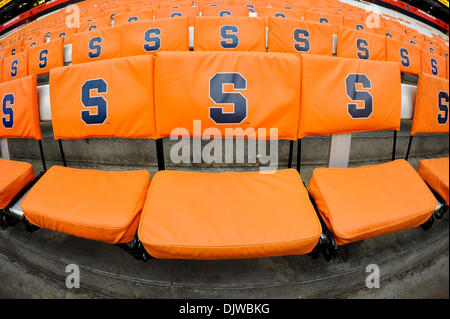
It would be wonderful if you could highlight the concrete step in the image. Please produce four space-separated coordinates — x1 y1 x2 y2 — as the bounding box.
0 208 448 298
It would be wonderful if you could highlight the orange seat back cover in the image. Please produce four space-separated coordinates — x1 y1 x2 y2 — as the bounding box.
155 51 300 140
194 16 265 51
268 17 334 56
299 54 401 138
411 73 449 135
0 75 42 140
121 17 189 56
28 38 64 75
49 55 156 139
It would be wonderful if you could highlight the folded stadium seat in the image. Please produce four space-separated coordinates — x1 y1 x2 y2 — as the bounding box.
2 51 28 82
386 38 421 75
21 55 156 245
72 26 121 64
194 17 265 51
268 17 334 55
420 50 447 79
113 9 154 26
201 5 250 17
137 51 322 260
300 54 437 246
28 38 64 76
154 6 199 26
337 26 386 61
406 73 449 207
0 75 43 227
121 17 189 56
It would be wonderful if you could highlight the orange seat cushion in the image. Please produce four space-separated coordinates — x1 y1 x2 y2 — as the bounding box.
138 169 322 260
0 159 36 209
21 166 150 244
308 160 437 246
417 157 449 205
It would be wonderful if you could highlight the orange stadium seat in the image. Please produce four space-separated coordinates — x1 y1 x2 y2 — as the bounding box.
386 38 421 75
21 55 156 244
113 9 154 26
79 16 112 32
268 17 334 55
50 28 77 44
138 51 322 259
154 6 199 26
303 9 344 32
2 51 28 82
337 27 386 61
121 17 189 56
408 73 449 205
301 54 437 245
194 17 265 51
421 50 447 79
72 26 121 64
384 27 403 41
0 76 42 212
257 7 302 24
201 5 249 17
28 38 64 76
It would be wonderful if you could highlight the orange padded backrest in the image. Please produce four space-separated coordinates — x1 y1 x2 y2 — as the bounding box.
337 27 386 61
298 54 401 138
114 9 154 26
268 17 333 56
72 26 122 64
411 73 449 136
28 39 64 75
386 38 421 75
154 7 199 26
2 51 28 82
257 7 302 25
79 16 112 32
49 55 156 140
155 51 300 140
51 28 77 44
23 36 44 49
304 10 343 33
201 5 249 17
421 50 446 79
0 75 42 140
343 16 366 31
194 17 265 51
121 17 189 56
384 27 403 41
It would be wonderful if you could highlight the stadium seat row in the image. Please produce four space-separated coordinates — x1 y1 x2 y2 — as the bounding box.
1 52 448 260
0 16 449 83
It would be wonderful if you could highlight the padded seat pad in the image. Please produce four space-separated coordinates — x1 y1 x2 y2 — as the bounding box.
21 166 150 244
0 159 35 209
308 160 437 245
138 169 322 260
417 157 449 205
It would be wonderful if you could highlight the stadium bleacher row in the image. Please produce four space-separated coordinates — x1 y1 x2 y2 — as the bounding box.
0 0 449 262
